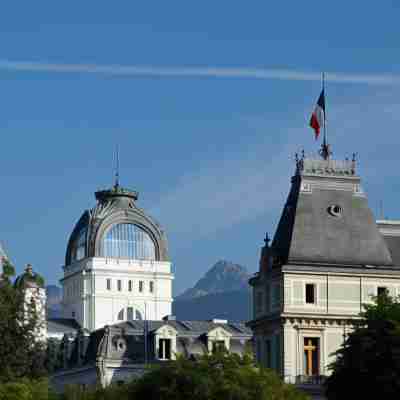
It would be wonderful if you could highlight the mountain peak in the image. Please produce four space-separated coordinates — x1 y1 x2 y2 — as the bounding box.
177 260 250 300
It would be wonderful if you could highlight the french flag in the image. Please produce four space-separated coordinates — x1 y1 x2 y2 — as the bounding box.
309 90 325 139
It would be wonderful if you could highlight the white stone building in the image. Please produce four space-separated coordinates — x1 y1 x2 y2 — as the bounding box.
248 154 400 384
61 184 174 331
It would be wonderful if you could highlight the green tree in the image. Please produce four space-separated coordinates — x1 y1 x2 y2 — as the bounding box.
127 351 309 400
325 291 400 400
0 260 47 382
0 378 58 400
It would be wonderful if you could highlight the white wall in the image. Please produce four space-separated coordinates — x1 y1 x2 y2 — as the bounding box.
283 272 400 316
62 257 174 331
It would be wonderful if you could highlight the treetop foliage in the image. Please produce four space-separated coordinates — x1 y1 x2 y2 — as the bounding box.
0 260 47 382
325 291 400 400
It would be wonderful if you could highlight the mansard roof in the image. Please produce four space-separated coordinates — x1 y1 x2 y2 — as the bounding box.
65 184 169 266
109 319 252 337
270 156 393 268
60 319 252 369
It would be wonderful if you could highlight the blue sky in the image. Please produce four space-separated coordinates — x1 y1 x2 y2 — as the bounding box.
0 1 400 294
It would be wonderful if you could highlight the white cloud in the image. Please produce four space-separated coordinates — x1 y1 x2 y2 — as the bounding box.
1 59 400 85
150 138 299 238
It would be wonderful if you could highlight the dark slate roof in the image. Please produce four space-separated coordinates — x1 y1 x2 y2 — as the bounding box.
47 318 81 335
109 320 252 337
271 158 393 267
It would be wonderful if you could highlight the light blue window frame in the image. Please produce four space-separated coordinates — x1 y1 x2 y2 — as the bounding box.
103 223 156 260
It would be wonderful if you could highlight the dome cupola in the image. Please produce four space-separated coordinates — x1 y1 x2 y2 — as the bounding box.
14 264 45 289
65 184 169 266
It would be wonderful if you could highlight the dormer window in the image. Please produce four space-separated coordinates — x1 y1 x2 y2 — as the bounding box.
155 326 177 361
212 340 226 353
158 339 172 360
207 327 232 354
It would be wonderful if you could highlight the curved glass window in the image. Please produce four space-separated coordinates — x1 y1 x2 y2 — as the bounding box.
72 227 87 262
103 223 156 260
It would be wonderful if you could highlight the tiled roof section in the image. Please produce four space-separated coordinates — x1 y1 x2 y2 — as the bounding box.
47 318 81 335
110 320 252 336
271 157 393 267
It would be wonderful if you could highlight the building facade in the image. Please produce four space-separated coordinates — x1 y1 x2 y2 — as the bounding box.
61 184 174 331
248 154 400 383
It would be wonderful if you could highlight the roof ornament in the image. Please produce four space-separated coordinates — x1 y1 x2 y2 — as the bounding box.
351 152 357 174
25 263 33 273
264 232 271 248
113 144 120 190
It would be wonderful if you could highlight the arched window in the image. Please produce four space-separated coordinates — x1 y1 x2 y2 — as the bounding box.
117 307 143 322
71 227 87 262
103 223 156 260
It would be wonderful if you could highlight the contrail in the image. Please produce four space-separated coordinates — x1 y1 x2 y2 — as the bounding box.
0 59 399 85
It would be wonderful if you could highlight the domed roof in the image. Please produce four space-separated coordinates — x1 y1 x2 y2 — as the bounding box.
65 184 169 266
14 264 45 289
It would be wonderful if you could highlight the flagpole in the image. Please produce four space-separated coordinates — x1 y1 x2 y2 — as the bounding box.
323 72 326 147
321 72 330 160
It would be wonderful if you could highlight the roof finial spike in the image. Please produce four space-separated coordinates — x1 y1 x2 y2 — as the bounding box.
319 138 331 160
264 232 271 247
114 144 120 190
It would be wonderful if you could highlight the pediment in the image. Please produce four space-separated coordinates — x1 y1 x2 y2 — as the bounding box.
207 326 232 339
154 324 178 337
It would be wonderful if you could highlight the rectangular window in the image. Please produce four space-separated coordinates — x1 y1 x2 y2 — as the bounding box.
272 284 281 308
128 280 133 292
127 307 134 321
256 340 261 362
158 339 172 360
117 280 122 291
106 279 111 291
378 286 387 296
256 291 263 313
150 281 154 293
265 339 271 368
305 284 315 304
265 285 270 313
212 340 226 353
139 281 144 293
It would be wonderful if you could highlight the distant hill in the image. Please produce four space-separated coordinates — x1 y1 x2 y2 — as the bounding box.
173 260 252 322
46 284 62 318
